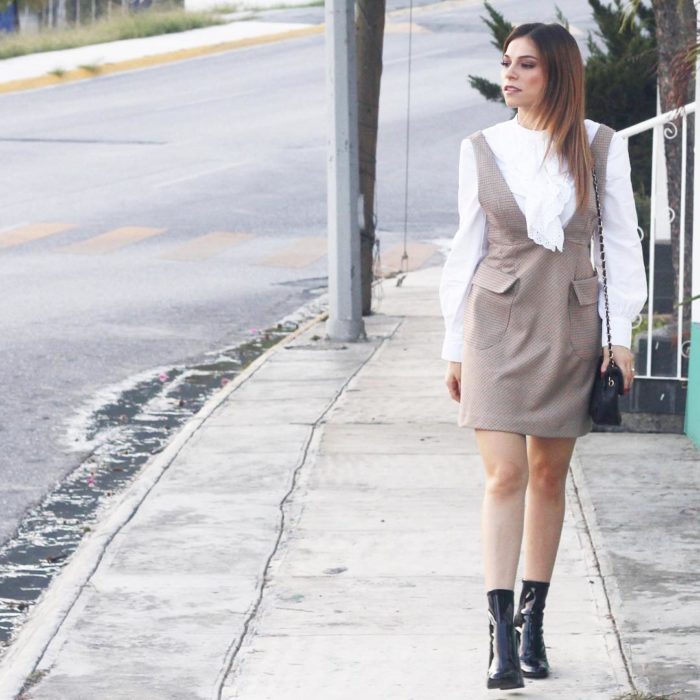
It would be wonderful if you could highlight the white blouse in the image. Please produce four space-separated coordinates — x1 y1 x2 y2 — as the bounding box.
439 114 648 363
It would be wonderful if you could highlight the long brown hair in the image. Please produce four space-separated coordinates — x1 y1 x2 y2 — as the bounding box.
503 23 592 211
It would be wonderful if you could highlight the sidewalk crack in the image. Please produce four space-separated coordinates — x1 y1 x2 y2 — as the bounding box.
212 320 403 699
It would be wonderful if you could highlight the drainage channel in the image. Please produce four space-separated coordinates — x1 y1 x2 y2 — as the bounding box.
0 298 328 653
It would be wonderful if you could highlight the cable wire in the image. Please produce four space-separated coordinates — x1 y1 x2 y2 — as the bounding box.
400 0 414 275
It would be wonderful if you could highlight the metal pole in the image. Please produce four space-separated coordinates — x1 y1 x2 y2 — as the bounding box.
324 0 366 342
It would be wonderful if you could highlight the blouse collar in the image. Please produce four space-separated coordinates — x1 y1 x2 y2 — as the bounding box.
512 112 549 138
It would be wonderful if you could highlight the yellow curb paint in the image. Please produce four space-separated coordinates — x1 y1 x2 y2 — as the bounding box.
255 235 327 268
160 231 253 261
0 24 324 95
0 222 75 250
60 226 166 254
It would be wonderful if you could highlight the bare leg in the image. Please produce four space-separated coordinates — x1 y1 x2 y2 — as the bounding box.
522 435 577 582
475 429 529 591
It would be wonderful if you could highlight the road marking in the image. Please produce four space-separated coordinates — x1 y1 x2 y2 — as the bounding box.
376 241 438 275
155 161 248 189
255 236 327 268
60 226 166 255
0 223 75 250
160 231 254 261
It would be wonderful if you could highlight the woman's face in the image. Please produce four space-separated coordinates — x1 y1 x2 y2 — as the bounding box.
501 37 546 110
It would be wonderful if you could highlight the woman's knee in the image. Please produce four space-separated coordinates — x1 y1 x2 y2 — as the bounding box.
526 436 575 499
484 459 528 499
528 460 569 499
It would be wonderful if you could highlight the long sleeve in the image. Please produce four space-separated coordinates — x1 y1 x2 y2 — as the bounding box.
592 131 648 349
439 137 489 362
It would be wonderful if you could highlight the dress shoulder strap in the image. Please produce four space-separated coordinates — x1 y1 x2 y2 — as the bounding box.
467 130 490 168
589 124 616 207
466 130 500 197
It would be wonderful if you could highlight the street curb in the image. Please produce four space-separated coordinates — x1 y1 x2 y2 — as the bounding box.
0 309 329 700
0 24 323 95
568 449 639 695
0 0 474 96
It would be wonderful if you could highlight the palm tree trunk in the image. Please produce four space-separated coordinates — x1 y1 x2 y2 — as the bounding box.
651 0 696 362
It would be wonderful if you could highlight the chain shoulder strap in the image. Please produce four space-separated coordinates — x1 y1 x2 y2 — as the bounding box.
591 164 616 367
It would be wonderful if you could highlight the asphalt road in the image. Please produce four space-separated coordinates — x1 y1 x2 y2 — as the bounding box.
0 0 599 544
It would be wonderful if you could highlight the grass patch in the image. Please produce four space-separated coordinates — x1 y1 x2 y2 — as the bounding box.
78 63 103 73
0 7 227 60
17 668 49 698
202 2 246 12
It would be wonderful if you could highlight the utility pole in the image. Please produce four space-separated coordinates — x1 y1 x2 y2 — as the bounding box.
324 0 367 342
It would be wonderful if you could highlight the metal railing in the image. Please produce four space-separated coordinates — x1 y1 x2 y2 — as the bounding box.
612 101 695 382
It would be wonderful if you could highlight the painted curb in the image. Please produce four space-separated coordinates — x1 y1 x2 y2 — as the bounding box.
0 0 473 96
0 24 324 95
0 309 329 700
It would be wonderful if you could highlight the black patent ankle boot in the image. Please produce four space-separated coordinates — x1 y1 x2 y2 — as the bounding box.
513 579 550 678
486 588 525 689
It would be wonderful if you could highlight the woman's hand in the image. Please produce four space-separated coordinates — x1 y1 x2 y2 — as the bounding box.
600 344 635 394
445 361 462 402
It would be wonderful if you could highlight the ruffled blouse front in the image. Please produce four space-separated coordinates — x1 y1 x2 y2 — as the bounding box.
508 114 575 252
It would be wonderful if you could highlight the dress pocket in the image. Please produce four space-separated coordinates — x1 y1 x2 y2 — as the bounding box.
568 273 602 359
463 263 519 350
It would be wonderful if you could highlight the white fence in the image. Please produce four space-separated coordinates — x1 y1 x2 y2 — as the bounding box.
615 102 694 382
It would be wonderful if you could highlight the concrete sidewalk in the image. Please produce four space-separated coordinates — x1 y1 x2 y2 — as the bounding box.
571 433 700 698
0 265 696 699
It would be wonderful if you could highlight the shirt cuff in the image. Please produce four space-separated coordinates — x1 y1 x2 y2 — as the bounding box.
441 335 463 362
602 315 633 349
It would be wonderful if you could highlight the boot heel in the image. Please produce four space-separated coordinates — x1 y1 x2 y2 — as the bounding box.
485 589 525 690
515 579 551 678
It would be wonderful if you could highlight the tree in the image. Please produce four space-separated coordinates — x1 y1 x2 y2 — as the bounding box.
584 0 657 194
648 0 695 339
356 0 386 315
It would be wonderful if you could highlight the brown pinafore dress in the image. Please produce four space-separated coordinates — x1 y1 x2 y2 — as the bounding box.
458 123 615 438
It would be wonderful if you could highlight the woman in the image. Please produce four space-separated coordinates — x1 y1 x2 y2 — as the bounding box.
439 23 647 690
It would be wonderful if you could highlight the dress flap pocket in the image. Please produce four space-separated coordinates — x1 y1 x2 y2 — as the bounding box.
471 264 518 294
571 274 599 306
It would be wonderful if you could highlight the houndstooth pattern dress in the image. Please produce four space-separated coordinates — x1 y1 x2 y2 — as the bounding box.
458 124 615 437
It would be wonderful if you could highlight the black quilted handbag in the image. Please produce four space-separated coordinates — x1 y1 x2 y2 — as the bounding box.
589 165 625 425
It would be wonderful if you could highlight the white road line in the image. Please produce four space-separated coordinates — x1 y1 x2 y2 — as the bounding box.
155 161 249 188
